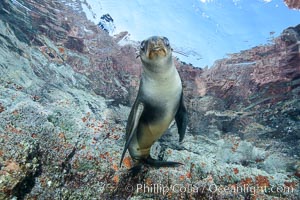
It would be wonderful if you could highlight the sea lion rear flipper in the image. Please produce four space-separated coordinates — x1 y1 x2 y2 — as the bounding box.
119 102 144 167
145 156 183 167
175 92 188 142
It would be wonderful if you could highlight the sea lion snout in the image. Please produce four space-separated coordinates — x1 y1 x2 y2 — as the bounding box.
140 36 171 60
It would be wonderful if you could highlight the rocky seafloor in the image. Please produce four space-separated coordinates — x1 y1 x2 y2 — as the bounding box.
0 0 299 199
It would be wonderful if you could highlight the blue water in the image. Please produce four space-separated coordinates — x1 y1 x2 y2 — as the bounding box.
84 0 300 68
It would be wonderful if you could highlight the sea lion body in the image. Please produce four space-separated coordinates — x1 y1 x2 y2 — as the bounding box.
120 36 188 167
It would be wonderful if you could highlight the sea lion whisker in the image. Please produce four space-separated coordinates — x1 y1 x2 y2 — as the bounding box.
172 50 188 57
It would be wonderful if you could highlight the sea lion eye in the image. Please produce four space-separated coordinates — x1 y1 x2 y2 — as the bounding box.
163 37 170 47
140 40 146 51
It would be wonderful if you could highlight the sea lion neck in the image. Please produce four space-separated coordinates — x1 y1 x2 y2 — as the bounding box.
141 61 176 82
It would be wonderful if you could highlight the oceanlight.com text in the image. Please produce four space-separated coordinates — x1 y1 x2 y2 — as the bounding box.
123 183 295 196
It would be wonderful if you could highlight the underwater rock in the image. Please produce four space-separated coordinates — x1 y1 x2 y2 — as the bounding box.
187 96 225 138
284 0 300 9
98 14 116 34
281 24 300 44
201 24 300 136
0 138 40 199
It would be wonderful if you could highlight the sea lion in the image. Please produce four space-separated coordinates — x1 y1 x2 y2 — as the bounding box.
119 36 188 168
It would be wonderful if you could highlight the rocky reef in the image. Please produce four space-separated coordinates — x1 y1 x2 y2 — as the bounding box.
285 0 300 9
0 0 299 199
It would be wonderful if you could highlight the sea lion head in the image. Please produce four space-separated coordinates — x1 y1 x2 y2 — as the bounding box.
139 36 173 71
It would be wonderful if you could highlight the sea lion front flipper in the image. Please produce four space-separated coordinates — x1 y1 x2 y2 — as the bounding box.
119 102 144 167
175 92 188 142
